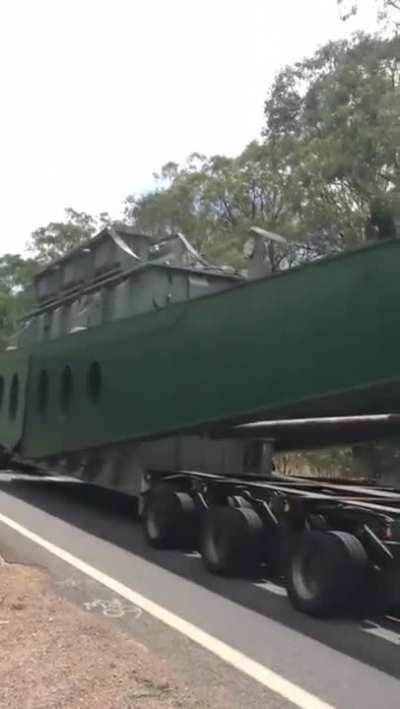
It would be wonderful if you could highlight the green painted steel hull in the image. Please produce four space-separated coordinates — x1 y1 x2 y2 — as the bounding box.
2 239 400 459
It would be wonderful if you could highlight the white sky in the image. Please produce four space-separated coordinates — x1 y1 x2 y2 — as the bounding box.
0 0 377 257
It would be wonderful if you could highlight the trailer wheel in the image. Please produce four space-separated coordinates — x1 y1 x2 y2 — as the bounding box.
227 495 253 509
286 531 368 617
145 489 199 549
201 505 264 576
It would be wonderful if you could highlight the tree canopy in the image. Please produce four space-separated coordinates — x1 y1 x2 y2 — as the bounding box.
0 254 38 349
0 254 38 294
338 0 400 26
126 145 303 270
27 208 102 264
127 33 400 267
263 33 400 245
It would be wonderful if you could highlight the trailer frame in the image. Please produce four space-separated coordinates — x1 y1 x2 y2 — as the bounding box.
141 453 400 617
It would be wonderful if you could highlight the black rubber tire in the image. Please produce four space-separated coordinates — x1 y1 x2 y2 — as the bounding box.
144 489 199 549
286 530 368 617
201 505 265 576
227 495 253 509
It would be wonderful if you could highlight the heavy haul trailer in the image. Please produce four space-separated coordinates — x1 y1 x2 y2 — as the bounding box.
3 226 400 615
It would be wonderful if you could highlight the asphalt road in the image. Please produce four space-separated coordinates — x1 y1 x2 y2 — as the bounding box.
0 474 399 709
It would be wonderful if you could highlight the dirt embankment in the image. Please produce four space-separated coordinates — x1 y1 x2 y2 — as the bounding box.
0 558 204 708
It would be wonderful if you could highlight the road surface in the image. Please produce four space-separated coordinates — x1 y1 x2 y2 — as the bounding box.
0 474 399 709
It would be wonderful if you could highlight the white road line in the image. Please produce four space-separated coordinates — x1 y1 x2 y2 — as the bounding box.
385 615 400 624
0 510 334 709
255 580 288 597
362 621 400 645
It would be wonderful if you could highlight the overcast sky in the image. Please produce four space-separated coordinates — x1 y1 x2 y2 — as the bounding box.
0 0 377 257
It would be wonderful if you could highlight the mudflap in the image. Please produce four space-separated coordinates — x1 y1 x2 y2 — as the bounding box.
360 542 400 616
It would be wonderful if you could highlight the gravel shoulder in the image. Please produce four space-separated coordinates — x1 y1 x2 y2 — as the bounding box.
0 557 204 708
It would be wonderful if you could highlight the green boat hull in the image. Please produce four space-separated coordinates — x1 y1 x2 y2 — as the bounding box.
2 238 400 459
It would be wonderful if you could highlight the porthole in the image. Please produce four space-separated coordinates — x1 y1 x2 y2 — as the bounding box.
0 376 4 411
59 365 73 412
87 361 102 403
9 374 19 420
37 370 49 417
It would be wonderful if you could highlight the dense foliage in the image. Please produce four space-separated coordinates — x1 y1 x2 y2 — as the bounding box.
127 33 399 259
28 208 99 264
338 0 400 26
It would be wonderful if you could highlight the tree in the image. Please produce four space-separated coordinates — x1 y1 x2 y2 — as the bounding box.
127 34 399 278
263 33 400 246
0 254 38 294
0 291 32 349
126 145 306 271
0 254 38 349
338 0 400 26
27 208 98 264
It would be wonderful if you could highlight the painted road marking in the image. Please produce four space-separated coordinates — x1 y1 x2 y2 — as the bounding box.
84 598 143 619
0 510 334 709
255 580 288 597
385 615 400 624
362 620 400 645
